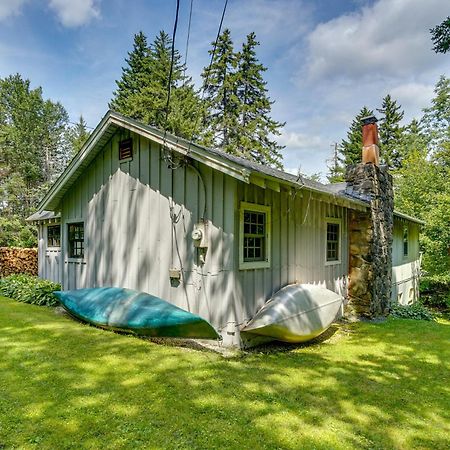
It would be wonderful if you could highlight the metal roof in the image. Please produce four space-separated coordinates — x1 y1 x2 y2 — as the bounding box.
326 182 424 225
26 210 61 223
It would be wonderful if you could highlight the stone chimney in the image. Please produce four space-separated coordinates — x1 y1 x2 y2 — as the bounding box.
345 115 394 318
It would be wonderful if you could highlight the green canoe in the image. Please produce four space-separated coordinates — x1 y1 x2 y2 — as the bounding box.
54 287 220 340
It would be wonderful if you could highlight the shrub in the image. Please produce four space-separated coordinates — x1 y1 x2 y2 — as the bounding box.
420 274 450 310
390 301 435 321
0 274 60 306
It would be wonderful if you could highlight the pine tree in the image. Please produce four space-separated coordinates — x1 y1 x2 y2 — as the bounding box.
339 106 374 165
111 31 201 139
430 16 450 54
377 95 405 170
201 29 239 152
68 116 90 156
110 31 152 117
235 32 284 168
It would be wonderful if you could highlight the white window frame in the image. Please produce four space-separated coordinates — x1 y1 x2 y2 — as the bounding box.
325 218 342 266
239 202 271 270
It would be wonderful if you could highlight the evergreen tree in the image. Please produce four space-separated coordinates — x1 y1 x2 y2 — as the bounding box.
326 143 346 183
68 116 90 156
430 16 450 54
111 31 201 139
235 32 284 168
377 94 405 169
201 29 239 152
423 75 450 153
339 106 374 165
0 73 70 246
110 31 152 116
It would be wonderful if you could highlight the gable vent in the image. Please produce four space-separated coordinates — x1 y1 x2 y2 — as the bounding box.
119 138 133 161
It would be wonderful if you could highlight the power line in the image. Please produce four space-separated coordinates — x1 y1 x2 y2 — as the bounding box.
183 0 194 70
201 0 228 97
163 0 181 142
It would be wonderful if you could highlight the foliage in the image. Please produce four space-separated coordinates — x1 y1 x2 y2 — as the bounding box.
0 73 71 247
390 301 435 321
0 274 60 306
420 273 450 310
339 106 374 166
67 115 90 156
1 299 449 449
395 76 450 277
430 16 450 54
110 31 202 139
202 30 284 168
377 94 405 169
201 29 239 152
0 216 36 247
235 32 284 168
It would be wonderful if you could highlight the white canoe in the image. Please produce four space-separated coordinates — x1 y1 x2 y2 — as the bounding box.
242 284 343 343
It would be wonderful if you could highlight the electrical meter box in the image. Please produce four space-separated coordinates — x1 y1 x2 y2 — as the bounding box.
191 220 208 248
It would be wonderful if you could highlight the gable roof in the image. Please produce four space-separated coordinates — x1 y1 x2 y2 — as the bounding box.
37 110 422 226
39 110 370 212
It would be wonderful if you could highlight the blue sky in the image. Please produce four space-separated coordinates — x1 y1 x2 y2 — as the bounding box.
0 0 449 178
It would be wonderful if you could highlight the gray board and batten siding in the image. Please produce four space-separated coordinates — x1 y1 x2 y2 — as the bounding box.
31 111 422 346
34 112 365 346
56 130 349 346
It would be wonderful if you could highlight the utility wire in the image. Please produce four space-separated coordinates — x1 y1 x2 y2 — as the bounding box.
201 0 228 99
183 0 194 71
163 0 181 143
186 0 229 151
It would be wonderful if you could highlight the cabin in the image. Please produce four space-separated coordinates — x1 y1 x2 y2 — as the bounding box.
28 111 423 347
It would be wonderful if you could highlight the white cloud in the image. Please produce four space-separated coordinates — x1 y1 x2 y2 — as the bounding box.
0 0 27 20
48 0 100 27
306 0 449 81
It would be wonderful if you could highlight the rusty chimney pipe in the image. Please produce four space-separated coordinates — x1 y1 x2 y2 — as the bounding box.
361 115 380 166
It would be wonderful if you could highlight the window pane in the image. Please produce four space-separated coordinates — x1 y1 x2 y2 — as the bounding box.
326 222 340 262
243 209 267 262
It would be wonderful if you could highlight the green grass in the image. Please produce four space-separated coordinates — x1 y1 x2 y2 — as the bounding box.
0 297 449 450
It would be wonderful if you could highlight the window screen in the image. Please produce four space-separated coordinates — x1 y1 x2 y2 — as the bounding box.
47 225 61 247
68 223 84 258
243 210 266 262
326 222 340 262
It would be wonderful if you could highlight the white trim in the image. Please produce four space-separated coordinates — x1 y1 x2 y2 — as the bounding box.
325 217 342 266
239 202 271 270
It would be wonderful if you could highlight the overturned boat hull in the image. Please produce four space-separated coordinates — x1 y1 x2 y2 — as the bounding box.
242 284 343 343
54 287 220 340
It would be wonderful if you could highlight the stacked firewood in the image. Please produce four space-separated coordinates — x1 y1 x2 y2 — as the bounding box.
0 247 38 277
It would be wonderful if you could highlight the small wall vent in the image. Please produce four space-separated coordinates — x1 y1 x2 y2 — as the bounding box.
119 138 133 161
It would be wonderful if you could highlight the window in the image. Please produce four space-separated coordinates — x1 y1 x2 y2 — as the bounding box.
239 202 271 270
47 225 61 247
119 138 133 161
326 219 341 264
68 222 84 258
403 226 409 257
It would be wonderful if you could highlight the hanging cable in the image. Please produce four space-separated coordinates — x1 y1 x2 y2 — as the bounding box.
162 0 181 145
183 0 194 80
201 0 229 98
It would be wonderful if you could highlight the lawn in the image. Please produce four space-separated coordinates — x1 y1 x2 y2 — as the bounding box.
0 297 449 450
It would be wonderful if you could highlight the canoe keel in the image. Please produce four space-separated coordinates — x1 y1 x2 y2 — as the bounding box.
242 284 343 343
54 287 220 340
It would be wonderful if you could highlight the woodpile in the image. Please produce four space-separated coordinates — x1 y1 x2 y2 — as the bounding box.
0 247 38 277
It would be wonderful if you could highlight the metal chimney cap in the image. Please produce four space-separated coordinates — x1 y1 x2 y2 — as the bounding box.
361 115 378 125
